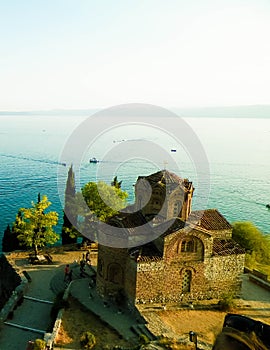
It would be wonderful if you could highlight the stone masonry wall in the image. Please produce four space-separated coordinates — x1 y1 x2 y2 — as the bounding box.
134 253 245 304
96 245 128 300
204 254 245 297
135 260 164 303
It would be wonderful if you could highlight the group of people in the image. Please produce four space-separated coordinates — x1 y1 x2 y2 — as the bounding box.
64 250 91 282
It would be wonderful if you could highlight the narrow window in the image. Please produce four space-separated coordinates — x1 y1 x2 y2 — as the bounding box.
182 270 192 293
186 240 194 252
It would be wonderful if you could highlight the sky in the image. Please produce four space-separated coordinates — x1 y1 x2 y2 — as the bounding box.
0 0 270 111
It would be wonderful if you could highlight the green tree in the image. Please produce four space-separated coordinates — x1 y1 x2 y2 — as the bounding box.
62 164 78 245
81 181 128 222
232 221 270 265
14 195 59 256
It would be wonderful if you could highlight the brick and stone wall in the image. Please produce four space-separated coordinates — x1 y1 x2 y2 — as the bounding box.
96 245 129 300
133 252 245 304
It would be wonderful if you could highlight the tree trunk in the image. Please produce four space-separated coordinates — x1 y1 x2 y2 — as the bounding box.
34 244 38 257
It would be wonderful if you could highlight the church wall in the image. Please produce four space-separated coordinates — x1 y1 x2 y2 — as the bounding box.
134 259 207 303
124 258 138 306
134 253 245 304
163 228 213 261
96 245 128 300
135 260 165 303
203 254 245 296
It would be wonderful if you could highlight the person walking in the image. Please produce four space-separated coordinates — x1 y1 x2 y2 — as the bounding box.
80 258 86 277
86 250 91 265
64 264 70 282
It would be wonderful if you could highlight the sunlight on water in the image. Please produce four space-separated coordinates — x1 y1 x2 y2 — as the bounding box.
0 114 270 251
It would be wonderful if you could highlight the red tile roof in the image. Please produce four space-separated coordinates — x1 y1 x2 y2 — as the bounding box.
212 238 245 256
188 209 232 231
129 242 163 262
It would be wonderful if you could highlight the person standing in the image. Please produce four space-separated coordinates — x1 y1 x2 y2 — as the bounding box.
64 264 70 282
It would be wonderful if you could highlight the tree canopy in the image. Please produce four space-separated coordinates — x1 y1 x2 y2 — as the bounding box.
14 195 59 256
81 181 128 222
232 221 270 265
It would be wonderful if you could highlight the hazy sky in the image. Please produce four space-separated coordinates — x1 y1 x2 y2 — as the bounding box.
1 0 270 111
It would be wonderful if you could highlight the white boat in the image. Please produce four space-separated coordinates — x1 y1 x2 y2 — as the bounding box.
89 157 99 163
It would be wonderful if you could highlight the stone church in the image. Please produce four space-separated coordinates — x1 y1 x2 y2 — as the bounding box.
95 170 245 306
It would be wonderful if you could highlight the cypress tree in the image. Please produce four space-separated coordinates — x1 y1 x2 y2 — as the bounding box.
2 224 14 252
62 164 78 244
2 211 27 252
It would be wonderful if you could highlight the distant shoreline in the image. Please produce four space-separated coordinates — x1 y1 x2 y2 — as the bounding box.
0 104 270 118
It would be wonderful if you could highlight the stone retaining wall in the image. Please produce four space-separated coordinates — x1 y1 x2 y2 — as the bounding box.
0 254 29 327
44 282 71 349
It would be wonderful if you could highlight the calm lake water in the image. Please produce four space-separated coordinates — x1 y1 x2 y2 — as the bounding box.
0 113 270 251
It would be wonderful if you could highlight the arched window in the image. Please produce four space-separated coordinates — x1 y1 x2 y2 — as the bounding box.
97 258 104 276
107 263 123 284
180 238 197 252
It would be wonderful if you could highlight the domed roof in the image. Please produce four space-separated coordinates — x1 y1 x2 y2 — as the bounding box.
137 169 193 191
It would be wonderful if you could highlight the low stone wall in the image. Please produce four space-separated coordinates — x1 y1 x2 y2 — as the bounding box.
0 254 29 327
249 274 270 291
44 282 71 349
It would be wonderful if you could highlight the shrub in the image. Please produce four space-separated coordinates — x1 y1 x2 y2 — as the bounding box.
232 222 270 264
218 292 236 311
80 331 96 349
139 333 150 345
33 338 46 350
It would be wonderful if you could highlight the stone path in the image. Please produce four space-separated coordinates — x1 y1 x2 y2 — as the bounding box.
0 266 56 350
50 263 155 343
0 253 153 349
0 251 86 350
1 251 270 350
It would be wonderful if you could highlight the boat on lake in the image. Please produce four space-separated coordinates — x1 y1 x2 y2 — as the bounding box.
89 157 99 163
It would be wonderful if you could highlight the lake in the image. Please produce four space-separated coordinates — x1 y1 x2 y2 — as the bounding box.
0 112 269 251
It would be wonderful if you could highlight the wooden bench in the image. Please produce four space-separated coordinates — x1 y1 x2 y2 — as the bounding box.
28 254 53 264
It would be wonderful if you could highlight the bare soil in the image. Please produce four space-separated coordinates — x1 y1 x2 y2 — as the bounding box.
55 297 132 349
